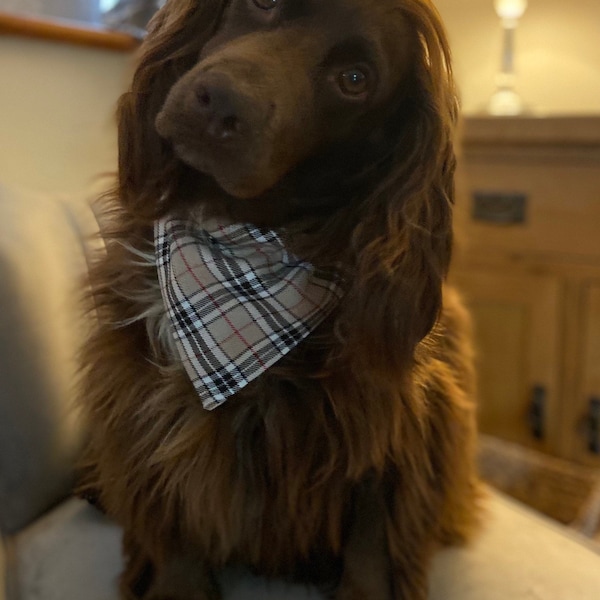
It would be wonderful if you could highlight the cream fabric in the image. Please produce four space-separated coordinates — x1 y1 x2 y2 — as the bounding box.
430 492 600 599
15 500 122 600
0 184 98 533
11 492 600 600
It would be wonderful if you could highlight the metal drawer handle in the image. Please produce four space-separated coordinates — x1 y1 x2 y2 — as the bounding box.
587 397 600 455
472 192 528 225
528 385 546 440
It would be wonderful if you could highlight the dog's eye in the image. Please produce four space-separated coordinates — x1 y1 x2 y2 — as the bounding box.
252 0 278 9
338 68 369 98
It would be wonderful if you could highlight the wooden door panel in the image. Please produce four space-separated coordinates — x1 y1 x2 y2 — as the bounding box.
451 270 562 452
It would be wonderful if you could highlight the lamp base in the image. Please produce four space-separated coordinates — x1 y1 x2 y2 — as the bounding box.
488 88 526 116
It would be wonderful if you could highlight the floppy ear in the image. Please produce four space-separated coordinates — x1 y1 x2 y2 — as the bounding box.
116 0 226 219
337 0 458 379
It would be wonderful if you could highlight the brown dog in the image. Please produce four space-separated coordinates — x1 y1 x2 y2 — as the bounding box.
78 1 481 599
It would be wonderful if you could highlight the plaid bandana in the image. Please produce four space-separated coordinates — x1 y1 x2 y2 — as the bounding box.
155 216 344 410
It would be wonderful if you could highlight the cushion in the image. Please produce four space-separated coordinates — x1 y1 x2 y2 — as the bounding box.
12 491 600 600
14 499 121 600
0 184 99 534
429 491 600 599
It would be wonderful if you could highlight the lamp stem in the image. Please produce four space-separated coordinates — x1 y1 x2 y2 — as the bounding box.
488 15 526 115
501 24 516 75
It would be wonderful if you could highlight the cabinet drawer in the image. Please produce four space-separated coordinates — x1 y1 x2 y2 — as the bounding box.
456 159 600 260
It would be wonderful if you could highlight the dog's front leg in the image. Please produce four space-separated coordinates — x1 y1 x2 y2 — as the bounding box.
118 529 220 600
335 478 393 600
385 479 438 600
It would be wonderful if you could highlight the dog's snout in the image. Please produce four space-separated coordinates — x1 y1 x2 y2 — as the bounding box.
195 79 243 142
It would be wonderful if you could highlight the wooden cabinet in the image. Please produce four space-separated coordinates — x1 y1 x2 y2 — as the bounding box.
452 116 600 468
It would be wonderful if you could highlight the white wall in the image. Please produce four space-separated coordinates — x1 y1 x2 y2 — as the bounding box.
0 35 130 195
436 0 600 115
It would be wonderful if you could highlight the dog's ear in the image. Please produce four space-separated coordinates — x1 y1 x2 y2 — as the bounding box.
116 0 225 219
338 1 458 380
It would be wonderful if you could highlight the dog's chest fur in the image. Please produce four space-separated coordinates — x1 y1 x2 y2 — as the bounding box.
86 235 360 575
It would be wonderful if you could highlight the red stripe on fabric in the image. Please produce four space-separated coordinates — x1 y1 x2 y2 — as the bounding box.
280 270 322 311
192 316 270 351
219 223 327 314
218 223 275 270
172 232 267 370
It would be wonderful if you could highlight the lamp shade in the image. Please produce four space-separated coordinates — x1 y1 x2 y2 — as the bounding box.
494 0 528 20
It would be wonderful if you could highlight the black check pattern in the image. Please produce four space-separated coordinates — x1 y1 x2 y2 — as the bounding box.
155 217 344 410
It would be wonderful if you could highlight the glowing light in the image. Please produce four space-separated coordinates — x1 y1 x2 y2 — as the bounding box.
494 0 528 22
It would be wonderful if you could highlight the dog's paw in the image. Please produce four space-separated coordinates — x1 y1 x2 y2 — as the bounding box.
334 585 369 600
145 586 221 600
145 581 222 600
144 559 221 600
333 574 392 600
146 595 220 600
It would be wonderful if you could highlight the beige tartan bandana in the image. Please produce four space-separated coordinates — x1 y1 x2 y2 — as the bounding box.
155 216 344 410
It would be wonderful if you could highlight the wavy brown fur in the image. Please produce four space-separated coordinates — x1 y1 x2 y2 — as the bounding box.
78 1 482 599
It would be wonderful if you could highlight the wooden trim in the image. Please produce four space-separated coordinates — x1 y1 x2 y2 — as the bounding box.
0 10 139 52
462 116 600 149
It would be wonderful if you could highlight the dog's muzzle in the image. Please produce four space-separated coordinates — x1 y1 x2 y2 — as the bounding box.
155 31 321 198
193 69 273 145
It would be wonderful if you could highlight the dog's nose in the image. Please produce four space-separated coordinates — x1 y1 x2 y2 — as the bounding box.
195 80 242 142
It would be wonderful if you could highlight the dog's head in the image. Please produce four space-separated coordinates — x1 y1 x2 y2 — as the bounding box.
118 0 458 373
155 0 419 199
